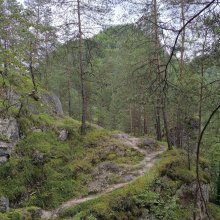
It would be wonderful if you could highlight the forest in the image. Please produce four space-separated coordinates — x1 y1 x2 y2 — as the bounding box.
0 0 220 219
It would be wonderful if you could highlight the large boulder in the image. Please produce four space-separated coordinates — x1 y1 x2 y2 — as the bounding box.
0 118 19 141
0 197 9 213
6 89 21 108
0 118 19 163
40 94 64 117
0 88 21 109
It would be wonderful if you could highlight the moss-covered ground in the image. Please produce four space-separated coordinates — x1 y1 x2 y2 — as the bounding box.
1 74 220 219
0 74 144 213
59 149 215 220
0 114 143 210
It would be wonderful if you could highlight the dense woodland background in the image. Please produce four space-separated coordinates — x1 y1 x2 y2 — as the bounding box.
1 0 220 218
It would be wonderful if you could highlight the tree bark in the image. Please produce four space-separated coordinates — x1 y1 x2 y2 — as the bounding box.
77 0 87 135
176 0 186 148
153 0 162 141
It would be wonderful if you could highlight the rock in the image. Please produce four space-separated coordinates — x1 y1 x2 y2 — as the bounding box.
0 118 19 142
122 175 134 182
138 138 158 151
27 93 64 117
88 178 108 193
176 182 209 219
89 162 121 193
28 104 39 114
31 128 42 133
58 129 68 141
143 138 157 148
32 150 44 168
98 162 120 173
1 88 21 108
6 89 21 108
112 134 129 140
0 118 19 163
40 94 64 117
0 197 9 213
0 156 9 163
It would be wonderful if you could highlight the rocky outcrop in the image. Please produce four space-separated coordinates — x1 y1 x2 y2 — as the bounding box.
176 182 210 219
6 89 21 108
0 118 19 163
40 94 64 117
0 197 9 213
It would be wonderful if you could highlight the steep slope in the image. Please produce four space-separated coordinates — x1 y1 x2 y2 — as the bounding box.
0 74 160 219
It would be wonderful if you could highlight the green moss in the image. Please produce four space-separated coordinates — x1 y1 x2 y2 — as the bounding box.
0 112 144 210
60 148 210 220
0 207 41 220
0 134 10 142
209 203 220 220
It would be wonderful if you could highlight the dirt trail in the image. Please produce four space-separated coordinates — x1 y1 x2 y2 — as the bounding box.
41 135 166 219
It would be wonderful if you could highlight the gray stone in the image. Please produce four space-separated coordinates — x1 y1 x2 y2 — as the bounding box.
0 118 19 142
112 134 129 140
0 156 8 163
6 89 21 108
176 182 210 219
0 142 11 153
122 175 134 182
98 162 120 173
32 150 44 168
88 178 108 193
0 197 9 213
31 127 42 133
28 104 39 115
58 129 68 141
0 118 19 164
143 138 157 149
40 94 64 117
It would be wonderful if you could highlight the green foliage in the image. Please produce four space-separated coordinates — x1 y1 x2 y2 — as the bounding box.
0 207 41 220
208 203 220 220
60 149 199 219
0 100 143 211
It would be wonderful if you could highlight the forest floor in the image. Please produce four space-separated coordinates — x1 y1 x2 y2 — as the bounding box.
41 134 166 219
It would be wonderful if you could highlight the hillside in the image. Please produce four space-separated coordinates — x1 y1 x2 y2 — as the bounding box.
0 73 158 218
0 74 219 219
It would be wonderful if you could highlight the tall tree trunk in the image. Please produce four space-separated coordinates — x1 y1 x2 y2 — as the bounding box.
155 104 162 140
153 0 162 141
77 0 87 135
176 0 186 148
162 100 172 150
153 0 171 148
